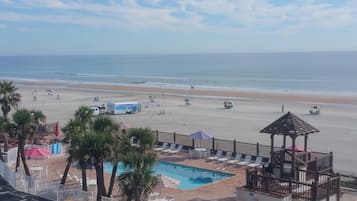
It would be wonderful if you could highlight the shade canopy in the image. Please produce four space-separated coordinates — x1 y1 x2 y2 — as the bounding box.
25 147 51 158
189 131 212 139
260 112 319 136
288 145 312 152
119 122 130 130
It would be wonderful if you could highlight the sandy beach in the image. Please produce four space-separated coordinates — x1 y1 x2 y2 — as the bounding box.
14 80 357 174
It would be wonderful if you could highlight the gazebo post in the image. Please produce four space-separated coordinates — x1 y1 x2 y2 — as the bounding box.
270 134 275 160
304 134 308 162
283 135 286 149
291 135 296 179
304 134 308 152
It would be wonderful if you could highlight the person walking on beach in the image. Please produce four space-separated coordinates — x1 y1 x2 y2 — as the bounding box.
282 104 285 113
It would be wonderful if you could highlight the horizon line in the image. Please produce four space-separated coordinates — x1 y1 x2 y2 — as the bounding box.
1 50 357 57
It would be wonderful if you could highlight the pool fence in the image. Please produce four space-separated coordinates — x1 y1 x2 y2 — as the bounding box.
0 159 113 201
155 130 280 158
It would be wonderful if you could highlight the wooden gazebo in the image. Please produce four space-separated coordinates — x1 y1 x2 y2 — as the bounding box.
260 112 319 179
241 112 340 201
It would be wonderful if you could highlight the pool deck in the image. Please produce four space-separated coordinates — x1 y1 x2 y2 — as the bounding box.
155 151 246 201
22 152 357 201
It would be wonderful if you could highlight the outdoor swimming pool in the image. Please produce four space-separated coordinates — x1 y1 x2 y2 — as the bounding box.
103 161 234 190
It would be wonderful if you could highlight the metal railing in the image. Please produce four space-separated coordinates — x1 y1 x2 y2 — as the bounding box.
246 168 340 201
0 160 112 201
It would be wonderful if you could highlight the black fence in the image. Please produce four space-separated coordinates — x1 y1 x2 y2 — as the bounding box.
154 130 280 157
339 172 357 190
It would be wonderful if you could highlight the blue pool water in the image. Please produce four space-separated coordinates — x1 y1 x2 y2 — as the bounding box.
103 161 234 190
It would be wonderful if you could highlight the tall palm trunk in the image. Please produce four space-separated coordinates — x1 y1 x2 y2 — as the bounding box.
107 162 118 197
61 156 72 185
95 161 107 200
4 134 9 152
1 106 9 119
0 144 4 162
15 142 21 172
19 137 30 176
100 161 106 196
96 165 102 201
135 193 140 201
135 188 143 201
81 166 88 192
126 194 133 201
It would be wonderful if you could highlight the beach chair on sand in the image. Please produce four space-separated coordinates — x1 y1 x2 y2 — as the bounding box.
168 145 183 154
217 152 232 163
237 155 252 166
207 150 223 161
163 144 177 153
247 156 263 168
227 153 242 165
154 142 168 151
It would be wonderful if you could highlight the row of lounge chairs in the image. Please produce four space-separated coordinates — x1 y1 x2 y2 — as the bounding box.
207 151 269 168
154 142 183 154
154 142 270 168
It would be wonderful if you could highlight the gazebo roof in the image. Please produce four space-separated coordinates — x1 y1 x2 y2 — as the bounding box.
260 112 319 136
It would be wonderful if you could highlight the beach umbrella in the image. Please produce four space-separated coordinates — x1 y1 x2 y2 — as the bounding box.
189 131 212 147
25 147 51 159
55 121 59 136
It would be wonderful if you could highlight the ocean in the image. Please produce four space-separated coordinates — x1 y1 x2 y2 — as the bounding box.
1 51 357 96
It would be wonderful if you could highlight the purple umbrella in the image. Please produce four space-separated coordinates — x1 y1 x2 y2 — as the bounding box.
189 131 212 147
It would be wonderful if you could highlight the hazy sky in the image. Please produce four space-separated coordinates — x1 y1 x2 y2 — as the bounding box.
1 0 357 55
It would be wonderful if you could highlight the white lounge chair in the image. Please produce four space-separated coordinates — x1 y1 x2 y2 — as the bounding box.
168 145 183 154
154 142 168 151
162 144 176 153
237 155 252 166
217 152 232 163
207 150 223 161
227 153 242 165
247 156 263 168
188 149 194 158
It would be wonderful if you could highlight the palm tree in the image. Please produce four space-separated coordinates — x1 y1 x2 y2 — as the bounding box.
118 151 159 201
92 115 121 198
75 106 93 128
118 128 158 201
31 110 46 132
0 81 21 118
70 133 90 191
107 133 131 197
12 109 33 176
84 131 113 200
60 118 83 185
92 115 118 133
128 128 155 153
61 106 93 186
30 110 46 144
0 117 9 162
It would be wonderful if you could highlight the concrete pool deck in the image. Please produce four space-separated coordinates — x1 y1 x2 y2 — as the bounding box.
20 151 356 201
156 151 246 201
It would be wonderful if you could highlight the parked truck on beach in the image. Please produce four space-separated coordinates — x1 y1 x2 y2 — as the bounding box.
107 102 141 115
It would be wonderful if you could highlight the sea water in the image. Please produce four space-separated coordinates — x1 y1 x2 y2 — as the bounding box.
1 51 357 95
